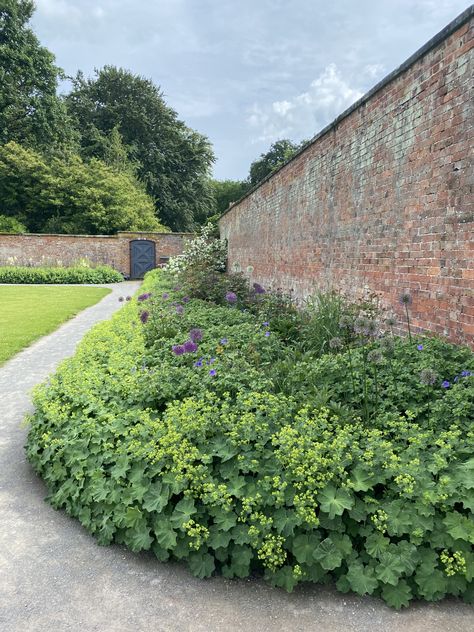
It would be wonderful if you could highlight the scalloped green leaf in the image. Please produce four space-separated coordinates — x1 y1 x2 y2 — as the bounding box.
292 533 320 564
313 537 343 570
346 562 378 595
318 486 354 519
188 552 215 578
382 580 412 609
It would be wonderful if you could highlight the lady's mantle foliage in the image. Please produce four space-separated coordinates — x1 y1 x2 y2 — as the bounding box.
26 270 474 609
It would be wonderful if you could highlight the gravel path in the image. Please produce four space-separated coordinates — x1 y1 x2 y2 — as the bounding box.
0 281 473 632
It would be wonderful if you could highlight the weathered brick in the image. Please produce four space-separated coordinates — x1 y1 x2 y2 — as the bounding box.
0 231 190 277
220 11 473 346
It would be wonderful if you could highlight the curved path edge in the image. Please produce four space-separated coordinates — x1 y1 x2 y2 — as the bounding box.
0 281 472 632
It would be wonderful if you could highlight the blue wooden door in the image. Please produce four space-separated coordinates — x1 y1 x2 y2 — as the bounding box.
130 240 156 279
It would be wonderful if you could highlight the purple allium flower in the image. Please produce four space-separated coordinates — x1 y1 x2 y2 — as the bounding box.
209 369 217 377
265 331 271 337
183 340 198 353
172 344 185 356
329 337 343 350
367 349 383 364
354 316 369 335
253 282 266 295
162 293 169 300
399 291 412 306
140 310 149 324
420 368 438 386
137 292 151 302
182 296 190 304
220 338 228 345
417 344 424 351
441 380 450 389
189 328 203 343
339 315 353 329
126 296 132 301
225 291 238 303
118 296 124 302
175 305 184 315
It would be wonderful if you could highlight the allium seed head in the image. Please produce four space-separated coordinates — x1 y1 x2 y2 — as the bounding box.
420 368 438 386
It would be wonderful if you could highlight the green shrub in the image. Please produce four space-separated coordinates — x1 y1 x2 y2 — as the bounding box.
0 214 27 233
0 264 123 284
25 270 474 608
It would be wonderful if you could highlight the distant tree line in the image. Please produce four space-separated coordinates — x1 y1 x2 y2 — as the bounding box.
0 1 306 234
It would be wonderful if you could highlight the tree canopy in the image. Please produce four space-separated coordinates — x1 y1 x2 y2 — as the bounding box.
66 66 215 231
0 142 164 234
0 0 76 151
248 139 307 187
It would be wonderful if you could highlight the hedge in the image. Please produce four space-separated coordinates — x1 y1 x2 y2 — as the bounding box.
0 264 123 284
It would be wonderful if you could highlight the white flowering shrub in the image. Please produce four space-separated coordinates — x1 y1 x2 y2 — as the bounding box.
166 223 227 276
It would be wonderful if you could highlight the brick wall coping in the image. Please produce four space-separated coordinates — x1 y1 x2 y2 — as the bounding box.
0 231 194 239
220 4 474 220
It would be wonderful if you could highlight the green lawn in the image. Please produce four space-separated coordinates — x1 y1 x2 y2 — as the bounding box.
0 285 111 365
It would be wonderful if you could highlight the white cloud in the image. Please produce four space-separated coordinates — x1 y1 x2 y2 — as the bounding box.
247 64 364 143
364 63 385 79
35 0 82 21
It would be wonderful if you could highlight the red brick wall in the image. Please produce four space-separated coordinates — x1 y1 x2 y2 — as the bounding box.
219 10 474 345
0 231 191 277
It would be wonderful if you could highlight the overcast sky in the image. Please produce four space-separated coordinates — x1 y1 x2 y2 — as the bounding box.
32 0 469 180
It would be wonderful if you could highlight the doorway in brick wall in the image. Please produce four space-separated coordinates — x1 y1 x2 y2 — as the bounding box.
130 240 156 279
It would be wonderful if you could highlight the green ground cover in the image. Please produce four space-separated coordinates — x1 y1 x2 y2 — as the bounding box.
0 285 110 364
26 265 474 609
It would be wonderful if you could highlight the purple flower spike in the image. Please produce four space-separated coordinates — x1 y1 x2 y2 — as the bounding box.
220 338 228 345
175 305 184 315
225 291 238 303
172 344 185 356
441 380 450 389
183 340 198 353
140 310 149 324
162 293 169 300
417 344 423 351
209 369 217 377
189 328 203 343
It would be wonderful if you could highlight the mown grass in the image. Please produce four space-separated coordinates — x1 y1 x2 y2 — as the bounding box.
0 285 111 364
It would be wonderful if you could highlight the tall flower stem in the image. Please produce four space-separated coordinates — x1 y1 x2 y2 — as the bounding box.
404 303 412 341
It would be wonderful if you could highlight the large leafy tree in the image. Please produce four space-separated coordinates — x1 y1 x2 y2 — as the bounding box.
208 179 250 217
0 0 76 151
0 141 164 234
66 66 215 231
248 139 307 187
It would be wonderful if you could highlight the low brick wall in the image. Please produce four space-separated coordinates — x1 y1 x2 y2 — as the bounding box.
219 8 473 345
0 231 191 277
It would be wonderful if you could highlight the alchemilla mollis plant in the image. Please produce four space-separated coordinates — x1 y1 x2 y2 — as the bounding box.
26 267 474 609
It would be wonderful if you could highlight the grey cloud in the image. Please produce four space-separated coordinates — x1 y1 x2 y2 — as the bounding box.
32 0 469 179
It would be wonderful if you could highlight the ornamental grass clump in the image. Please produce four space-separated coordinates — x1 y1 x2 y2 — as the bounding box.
25 268 474 609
